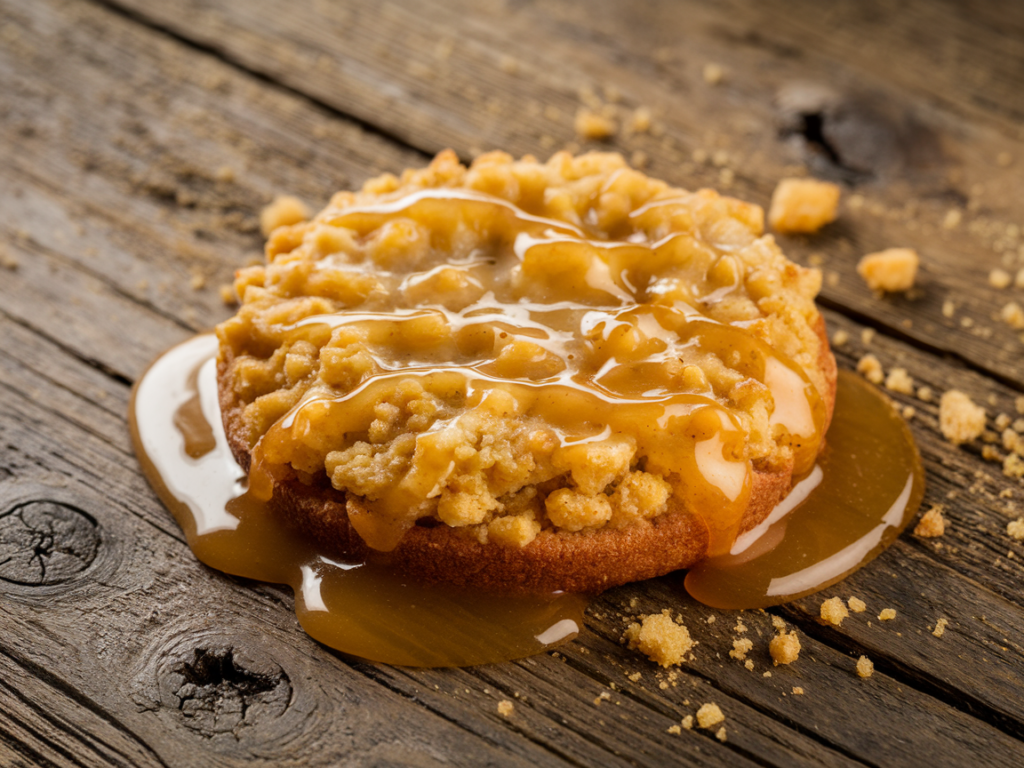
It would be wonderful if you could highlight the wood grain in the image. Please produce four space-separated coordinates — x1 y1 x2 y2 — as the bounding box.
3 0 1024 765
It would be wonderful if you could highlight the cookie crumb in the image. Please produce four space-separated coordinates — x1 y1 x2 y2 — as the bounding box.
219 284 238 305
627 672 642 682
792 686 804 695
856 354 884 385
878 608 897 621
885 367 914 394
696 703 725 730
260 195 310 236
682 715 694 730
990 268 1012 289
939 390 986 445
902 406 916 420
0 245 18 271
768 178 841 234
831 329 850 347
715 726 728 742
917 386 934 403
763 671 772 678
820 597 849 626
913 506 946 538
1007 518 1024 540
942 300 956 319
729 638 754 660
848 596 867 613
594 691 612 705
857 248 919 292
1000 301 1024 330
702 62 725 85
497 700 514 717
574 109 616 141
856 656 874 678
932 618 949 638
1004 453 1024 479
744 659 754 671
624 611 695 667
667 724 681 735
770 631 801 665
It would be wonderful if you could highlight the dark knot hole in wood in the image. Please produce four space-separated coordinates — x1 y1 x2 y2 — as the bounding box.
161 647 292 740
0 500 101 586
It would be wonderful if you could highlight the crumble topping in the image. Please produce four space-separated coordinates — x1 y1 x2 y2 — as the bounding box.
221 150 829 552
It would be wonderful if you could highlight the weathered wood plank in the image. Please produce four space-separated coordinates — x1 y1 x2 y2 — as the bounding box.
106 0 1024 387
4 0 1024 765
0 647 168 768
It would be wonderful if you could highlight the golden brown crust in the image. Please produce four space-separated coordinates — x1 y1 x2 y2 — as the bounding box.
218 317 836 594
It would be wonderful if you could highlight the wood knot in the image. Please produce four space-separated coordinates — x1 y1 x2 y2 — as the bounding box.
159 645 292 739
776 81 943 184
0 500 101 586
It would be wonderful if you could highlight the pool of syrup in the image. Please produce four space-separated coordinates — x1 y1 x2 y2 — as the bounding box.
130 335 922 667
684 367 924 609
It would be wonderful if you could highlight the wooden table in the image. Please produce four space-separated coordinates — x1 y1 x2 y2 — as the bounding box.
3 1 1024 765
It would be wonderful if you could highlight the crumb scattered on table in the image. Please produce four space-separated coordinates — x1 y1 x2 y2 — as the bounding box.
857 247 919 293
1000 301 1024 330
990 268 1012 289
768 178 841 234
879 608 897 621
848 596 867 613
730 638 753 660
939 390 986 445
932 618 949 638
770 631 801 665
702 62 725 85
914 506 946 538
497 700 514 717
857 354 884 385
885 367 914 394
696 703 725 729
575 109 616 141
820 597 849 626
624 611 695 667
260 195 310 236
856 656 874 678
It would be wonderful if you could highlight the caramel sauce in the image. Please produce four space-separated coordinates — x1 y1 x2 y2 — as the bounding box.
237 190 826 555
684 369 924 609
131 339 921 666
130 335 586 667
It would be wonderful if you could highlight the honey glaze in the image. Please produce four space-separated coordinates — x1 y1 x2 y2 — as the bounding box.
684 369 924 609
129 334 586 668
